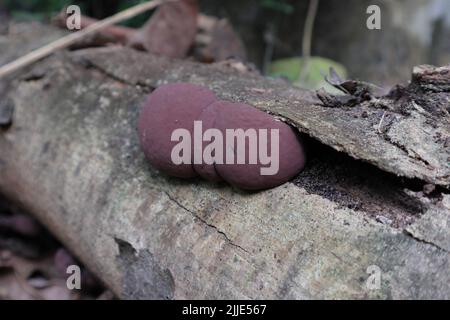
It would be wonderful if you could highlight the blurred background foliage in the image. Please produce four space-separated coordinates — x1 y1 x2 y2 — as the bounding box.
1 0 153 27
1 0 335 89
1 0 449 88
0 0 295 27
2 0 72 21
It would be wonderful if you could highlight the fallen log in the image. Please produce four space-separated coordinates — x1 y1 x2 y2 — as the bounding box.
0 23 449 299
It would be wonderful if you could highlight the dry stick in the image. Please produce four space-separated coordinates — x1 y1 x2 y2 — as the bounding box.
0 0 175 79
53 13 136 44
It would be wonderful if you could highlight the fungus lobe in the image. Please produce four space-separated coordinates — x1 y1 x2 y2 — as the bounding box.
138 83 217 178
138 83 306 190
214 101 306 190
192 101 225 182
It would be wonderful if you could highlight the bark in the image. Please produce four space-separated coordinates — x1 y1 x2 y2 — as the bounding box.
0 23 449 299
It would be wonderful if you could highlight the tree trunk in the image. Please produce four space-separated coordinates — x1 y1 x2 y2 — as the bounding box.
0 23 449 299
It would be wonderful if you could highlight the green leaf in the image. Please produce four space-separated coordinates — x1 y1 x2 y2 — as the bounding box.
261 0 294 14
11 10 46 22
268 56 348 93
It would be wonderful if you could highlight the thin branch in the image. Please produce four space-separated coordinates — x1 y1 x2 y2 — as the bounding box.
52 12 136 44
302 0 319 59
299 0 319 84
0 0 175 79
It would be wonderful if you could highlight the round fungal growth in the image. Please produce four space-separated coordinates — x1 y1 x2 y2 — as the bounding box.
138 83 307 190
214 101 306 190
138 83 217 178
192 101 225 182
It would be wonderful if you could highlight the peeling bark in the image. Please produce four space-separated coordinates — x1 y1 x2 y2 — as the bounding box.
73 47 450 187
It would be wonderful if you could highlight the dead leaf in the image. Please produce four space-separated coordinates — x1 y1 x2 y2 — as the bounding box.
0 214 41 237
195 17 247 62
128 0 198 58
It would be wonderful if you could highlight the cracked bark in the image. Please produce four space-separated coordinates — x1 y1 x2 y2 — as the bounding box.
403 230 448 254
0 23 449 299
163 191 249 254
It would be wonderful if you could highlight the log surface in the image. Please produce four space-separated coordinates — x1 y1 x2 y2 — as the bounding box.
0 24 449 299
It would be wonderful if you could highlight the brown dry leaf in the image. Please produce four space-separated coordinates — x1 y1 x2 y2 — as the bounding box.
52 10 135 48
1 198 106 299
39 279 79 300
0 249 79 300
0 268 39 300
0 214 41 237
196 16 247 62
128 0 198 58
27 273 50 289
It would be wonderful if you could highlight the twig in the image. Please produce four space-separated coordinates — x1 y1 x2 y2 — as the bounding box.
53 12 136 44
262 23 275 75
299 0 319 84
0 0 174 79
302 0 319 59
